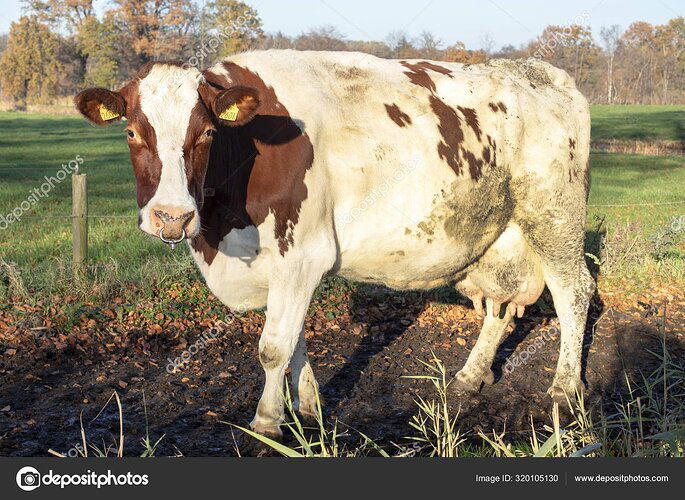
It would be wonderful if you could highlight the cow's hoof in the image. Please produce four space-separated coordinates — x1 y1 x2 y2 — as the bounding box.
546 379 583 406
452 368 494 393
297 410 320 427
237 427 283 457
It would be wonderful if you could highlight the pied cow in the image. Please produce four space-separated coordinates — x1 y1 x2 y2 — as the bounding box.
74 50 594 440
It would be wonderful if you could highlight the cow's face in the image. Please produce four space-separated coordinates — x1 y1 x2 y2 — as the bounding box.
74 63 260 244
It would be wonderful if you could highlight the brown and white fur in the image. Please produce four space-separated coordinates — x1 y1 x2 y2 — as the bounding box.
74 50 594 440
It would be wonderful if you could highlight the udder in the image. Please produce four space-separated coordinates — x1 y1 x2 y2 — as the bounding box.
455 225 544 317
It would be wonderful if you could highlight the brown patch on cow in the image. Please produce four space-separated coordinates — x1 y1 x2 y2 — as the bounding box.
400 61 436 92
117 76 164 208
488 101 508 114
429 95 465 176
192 63 314 264
183 100 216 203
461 148 484 181
568 137 577 162
399 60 454 92
457 106 481 141
400 61 494 181
384 103 412 127
415 61 453 76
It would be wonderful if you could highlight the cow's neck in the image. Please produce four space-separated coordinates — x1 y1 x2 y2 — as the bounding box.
190 62 315 266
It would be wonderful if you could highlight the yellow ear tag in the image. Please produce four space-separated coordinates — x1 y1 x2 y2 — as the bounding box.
98 104 120 121
219 103 240 122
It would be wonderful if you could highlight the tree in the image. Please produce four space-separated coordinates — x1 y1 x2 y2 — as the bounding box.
386 30 419 59
444 41 486 64
600 25 622 103
530 25 600 95
22 0 95 33
207 0 263 58
259 31 294 50
112 0 195 64
23 0 97 91
0 16 62 107
417 30 442 59
346 39 392 58
295 26 346 51
77 12 120 88
479 33 495 58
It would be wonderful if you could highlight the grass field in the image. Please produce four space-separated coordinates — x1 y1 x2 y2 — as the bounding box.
591 104 685 142
1 108 685 299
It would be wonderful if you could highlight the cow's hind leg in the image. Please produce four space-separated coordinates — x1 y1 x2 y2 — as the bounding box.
517 191 595 403
542 261 594 403
453 298 512 393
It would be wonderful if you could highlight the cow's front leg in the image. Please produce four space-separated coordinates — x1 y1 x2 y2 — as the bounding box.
290 327 320 422
250 268 321 439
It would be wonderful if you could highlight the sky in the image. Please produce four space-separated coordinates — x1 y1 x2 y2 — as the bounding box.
1 0 683 50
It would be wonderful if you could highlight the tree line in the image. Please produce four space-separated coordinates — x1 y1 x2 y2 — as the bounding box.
1 1 685 107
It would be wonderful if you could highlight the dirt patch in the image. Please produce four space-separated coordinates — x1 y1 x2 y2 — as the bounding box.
0 283 683 456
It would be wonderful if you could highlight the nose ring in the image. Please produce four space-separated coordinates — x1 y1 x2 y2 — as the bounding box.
159 228 186 250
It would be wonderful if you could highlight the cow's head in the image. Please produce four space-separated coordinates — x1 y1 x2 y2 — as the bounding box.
74 62 260 245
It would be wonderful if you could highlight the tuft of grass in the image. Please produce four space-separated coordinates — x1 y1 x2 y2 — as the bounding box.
48 391 166 458
229 384 388 457
402 354 466 457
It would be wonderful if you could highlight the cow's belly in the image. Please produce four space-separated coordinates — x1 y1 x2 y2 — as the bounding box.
336 173 513 290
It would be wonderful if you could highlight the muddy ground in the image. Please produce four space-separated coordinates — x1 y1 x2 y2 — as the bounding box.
0 282 683 456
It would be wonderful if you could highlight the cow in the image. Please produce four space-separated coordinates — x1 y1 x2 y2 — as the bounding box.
74 49 595 441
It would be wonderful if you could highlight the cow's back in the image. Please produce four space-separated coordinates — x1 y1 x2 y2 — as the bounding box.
204 50 590 290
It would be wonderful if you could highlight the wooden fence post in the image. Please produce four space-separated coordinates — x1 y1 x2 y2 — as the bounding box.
72 173 88 273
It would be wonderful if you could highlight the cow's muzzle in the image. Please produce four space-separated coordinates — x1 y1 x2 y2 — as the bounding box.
154 209 195 250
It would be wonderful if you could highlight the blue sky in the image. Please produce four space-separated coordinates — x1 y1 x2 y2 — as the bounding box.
1 0 683 50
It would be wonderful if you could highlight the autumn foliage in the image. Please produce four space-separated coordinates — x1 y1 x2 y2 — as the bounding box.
2 2 685 105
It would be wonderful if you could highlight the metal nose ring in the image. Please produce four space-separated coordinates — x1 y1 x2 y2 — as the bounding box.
159 228 186 251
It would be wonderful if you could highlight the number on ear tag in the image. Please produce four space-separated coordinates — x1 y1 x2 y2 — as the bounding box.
219 103 240 122
98 104 120 121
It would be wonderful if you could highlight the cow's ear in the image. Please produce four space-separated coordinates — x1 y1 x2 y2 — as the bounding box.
74 88 126 126
200 84 260 127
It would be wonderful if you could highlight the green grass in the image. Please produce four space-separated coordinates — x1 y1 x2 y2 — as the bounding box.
591 104 685 142
588 152 685 224
1 109 685 299
0 111 175 273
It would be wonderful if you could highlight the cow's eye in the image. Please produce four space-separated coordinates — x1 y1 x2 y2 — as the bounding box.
126 130 135 139
205 129 216 138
